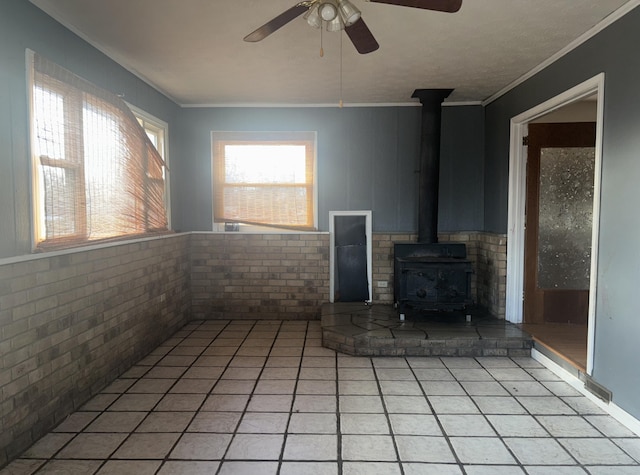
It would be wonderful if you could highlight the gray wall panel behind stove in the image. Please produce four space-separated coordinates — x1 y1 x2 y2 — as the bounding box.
173 105 486 234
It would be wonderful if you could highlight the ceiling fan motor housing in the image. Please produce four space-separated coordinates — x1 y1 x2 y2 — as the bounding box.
245 0 461 54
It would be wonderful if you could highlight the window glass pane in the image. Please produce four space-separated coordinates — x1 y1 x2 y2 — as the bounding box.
83 98 131 238
145 129 159 148
224 145 307 184
41 165 78 238
34 86 65 160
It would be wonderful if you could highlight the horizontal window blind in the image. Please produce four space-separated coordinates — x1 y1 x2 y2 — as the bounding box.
31 52 169 250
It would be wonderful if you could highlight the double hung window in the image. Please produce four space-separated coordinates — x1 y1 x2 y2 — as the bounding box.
29 52 169 250
212 131 317 230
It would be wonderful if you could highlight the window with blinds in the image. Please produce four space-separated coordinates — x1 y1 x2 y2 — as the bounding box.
212 131 317 231
29 52 169 250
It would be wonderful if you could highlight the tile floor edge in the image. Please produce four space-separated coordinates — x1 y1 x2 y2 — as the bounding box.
532 348 640 437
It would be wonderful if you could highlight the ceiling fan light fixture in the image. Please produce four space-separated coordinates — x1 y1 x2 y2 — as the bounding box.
304 4 322 28
338 0 361 26
326 15 344 32
318 1 338 21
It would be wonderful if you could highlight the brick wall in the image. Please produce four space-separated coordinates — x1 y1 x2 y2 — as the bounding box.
190 233 330 320
0 234 191 466
371 233 415 303
187 231 506 320
0 229 508 467
474 232 508 319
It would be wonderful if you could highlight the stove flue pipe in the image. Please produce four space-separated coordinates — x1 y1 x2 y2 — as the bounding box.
411 89 453 244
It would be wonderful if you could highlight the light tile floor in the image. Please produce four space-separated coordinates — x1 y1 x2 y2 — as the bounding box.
3 319 640 475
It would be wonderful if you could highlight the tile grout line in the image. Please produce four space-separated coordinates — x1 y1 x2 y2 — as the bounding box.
472 356 571 470
157 319 238 475
416 356 467 472
29 319 215 474
374 355 408 475
334 347 344 475
480 356 625 468
112 319 232 474
276 319 308 474
216 319 285 473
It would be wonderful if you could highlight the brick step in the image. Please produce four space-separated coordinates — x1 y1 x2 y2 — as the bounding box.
321 302 532 357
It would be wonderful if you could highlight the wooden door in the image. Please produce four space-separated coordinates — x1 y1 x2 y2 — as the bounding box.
524 122 596 324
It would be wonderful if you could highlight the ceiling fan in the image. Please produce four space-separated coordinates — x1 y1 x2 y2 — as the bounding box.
244 0 462 54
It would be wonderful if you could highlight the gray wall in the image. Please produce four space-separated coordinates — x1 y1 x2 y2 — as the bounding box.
173 106 423 232
484 6 640 419
0 0 486 258
173 105 485 234
440 105 485 231
0 0 180 259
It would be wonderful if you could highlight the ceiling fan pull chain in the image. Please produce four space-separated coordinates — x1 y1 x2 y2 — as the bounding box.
320 22 324 57
339 32 343 108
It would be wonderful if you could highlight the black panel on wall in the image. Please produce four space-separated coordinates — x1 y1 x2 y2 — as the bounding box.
334 215 366 246
334 215 369 302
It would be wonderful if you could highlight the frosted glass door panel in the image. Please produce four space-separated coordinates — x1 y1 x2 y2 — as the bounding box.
537 147 594 290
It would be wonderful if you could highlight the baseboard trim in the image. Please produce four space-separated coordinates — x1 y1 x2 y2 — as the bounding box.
532 348 640 437
532 339 584 377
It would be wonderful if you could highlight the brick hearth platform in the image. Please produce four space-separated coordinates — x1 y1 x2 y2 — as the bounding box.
321 303 532 357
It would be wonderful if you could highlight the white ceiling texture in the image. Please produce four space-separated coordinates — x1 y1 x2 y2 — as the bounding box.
30 0 636 106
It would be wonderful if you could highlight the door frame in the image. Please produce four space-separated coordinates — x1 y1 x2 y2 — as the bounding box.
505 73 605 375
329 210 372 303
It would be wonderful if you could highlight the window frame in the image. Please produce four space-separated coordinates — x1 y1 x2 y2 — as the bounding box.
129 103 171 230
31 78 88 242
211 131 318 232
27 50 170 251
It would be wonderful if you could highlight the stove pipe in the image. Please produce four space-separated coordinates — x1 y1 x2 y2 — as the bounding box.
411 89 453 243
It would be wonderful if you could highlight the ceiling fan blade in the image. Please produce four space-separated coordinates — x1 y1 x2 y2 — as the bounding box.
369 0 462 13
345 18 379 54
244 2 312 42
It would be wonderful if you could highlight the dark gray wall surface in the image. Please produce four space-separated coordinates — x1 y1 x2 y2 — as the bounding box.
173 104 485 234
172 107 428 231
439 105 485 231
484 6 640 419
174 106 425 233
0 0 180 258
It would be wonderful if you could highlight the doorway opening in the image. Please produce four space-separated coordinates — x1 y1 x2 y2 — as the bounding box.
506 74 605 375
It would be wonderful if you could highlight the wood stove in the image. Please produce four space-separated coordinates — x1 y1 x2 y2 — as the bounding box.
394 242 473 317
393 89 474 319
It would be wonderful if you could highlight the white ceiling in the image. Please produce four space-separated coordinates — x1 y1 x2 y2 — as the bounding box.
30 0 635 106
